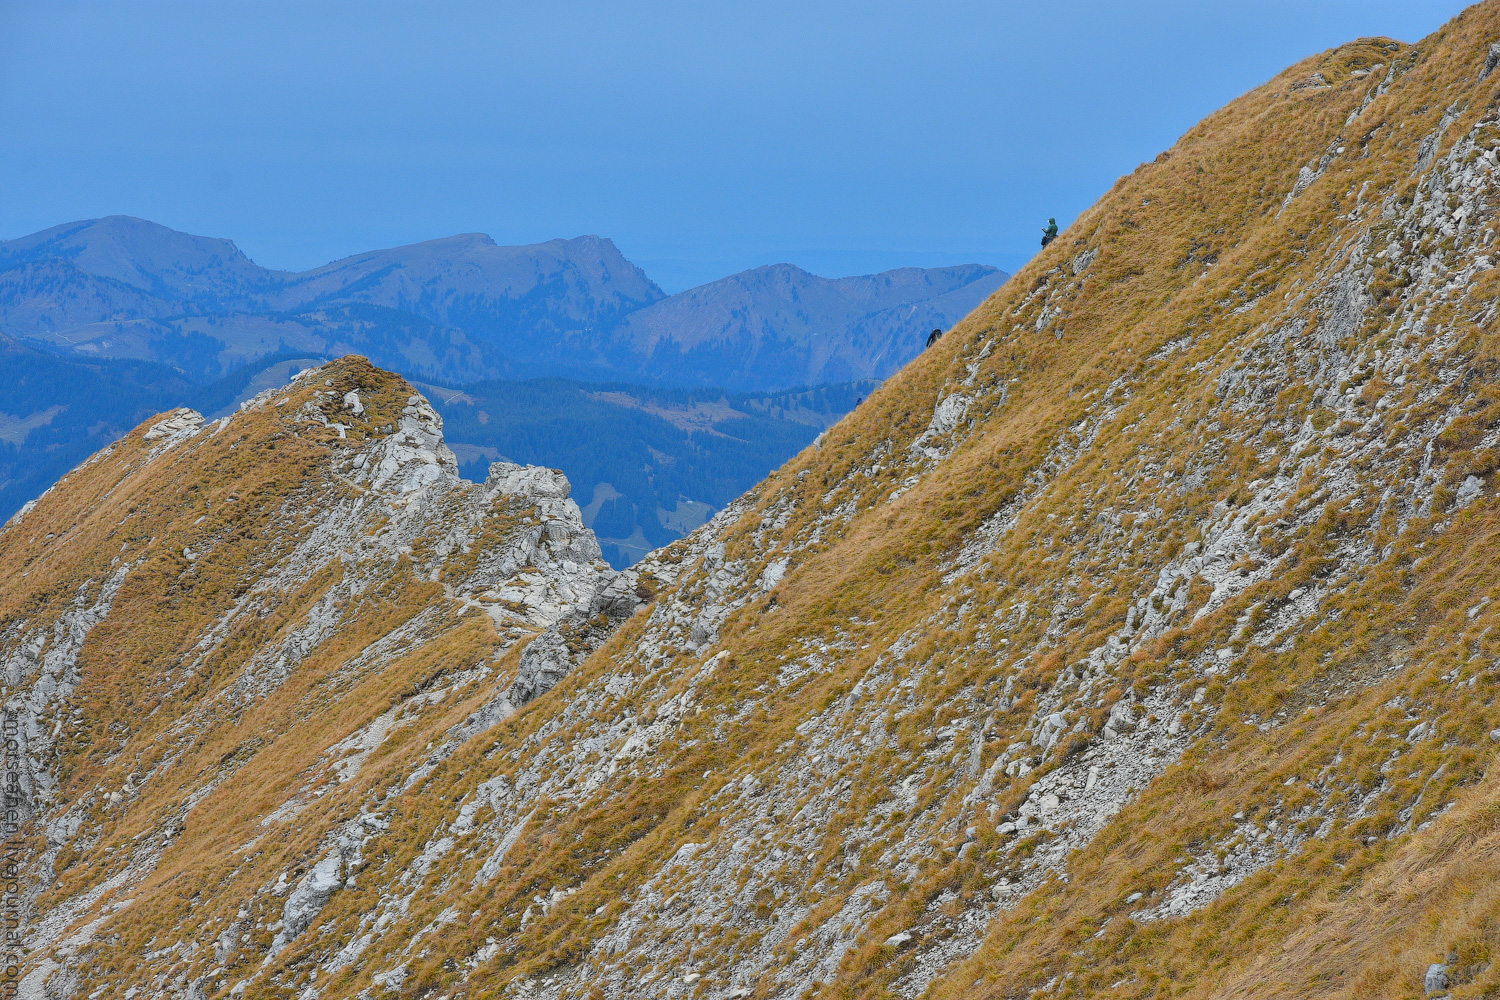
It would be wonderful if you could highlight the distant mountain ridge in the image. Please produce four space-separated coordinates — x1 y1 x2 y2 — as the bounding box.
597 261 1007 388
0 218 1006 558
0 217 664 382
0 216 1006 389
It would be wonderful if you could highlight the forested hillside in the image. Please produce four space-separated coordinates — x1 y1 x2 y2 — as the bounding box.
424 378 875 567
0 218 1001 389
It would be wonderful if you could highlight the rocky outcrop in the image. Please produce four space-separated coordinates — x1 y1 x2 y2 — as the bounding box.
1 357 626 997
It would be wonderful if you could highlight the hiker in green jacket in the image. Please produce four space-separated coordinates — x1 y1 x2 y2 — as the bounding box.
1041 218 1059 247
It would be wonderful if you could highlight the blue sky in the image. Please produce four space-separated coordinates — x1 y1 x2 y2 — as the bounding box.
0 1 1469 292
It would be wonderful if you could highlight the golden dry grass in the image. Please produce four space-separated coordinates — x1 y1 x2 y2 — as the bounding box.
15 5 1500 998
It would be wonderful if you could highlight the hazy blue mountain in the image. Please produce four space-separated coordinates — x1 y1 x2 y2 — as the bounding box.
593 262 1008 389
0 215 276 309
268 233 665 366
0 218 664 380
0 217 1005 388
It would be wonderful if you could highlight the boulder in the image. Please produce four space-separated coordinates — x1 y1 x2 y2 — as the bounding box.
1425 963 1449 994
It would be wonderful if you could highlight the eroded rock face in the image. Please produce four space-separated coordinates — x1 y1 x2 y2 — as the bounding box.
274 854 344 953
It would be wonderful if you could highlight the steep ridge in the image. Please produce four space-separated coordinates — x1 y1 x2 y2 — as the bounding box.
3 358 659 998
13 7 1500 1000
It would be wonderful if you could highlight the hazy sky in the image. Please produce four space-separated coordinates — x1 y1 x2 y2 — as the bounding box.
0 1 1469 291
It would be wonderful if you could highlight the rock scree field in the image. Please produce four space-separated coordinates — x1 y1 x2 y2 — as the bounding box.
12 4 1500 998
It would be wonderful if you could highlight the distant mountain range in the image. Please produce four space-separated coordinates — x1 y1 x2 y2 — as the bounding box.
0 216 1007 390
600 262 1003 388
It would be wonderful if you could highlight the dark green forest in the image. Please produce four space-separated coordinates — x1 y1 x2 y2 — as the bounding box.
0 340 195 522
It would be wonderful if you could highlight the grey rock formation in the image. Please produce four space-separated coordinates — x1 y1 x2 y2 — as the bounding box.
1426 962 1450 994
273 854 344 954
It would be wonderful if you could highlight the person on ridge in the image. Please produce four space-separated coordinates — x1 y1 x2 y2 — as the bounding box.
1041 217 1059 247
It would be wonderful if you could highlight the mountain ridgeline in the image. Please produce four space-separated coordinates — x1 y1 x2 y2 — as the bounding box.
0 217 1005 390
13 7 1500 1000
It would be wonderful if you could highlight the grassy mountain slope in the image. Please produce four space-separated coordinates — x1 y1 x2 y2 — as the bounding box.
5 358 644 999
12 6 1500 1000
